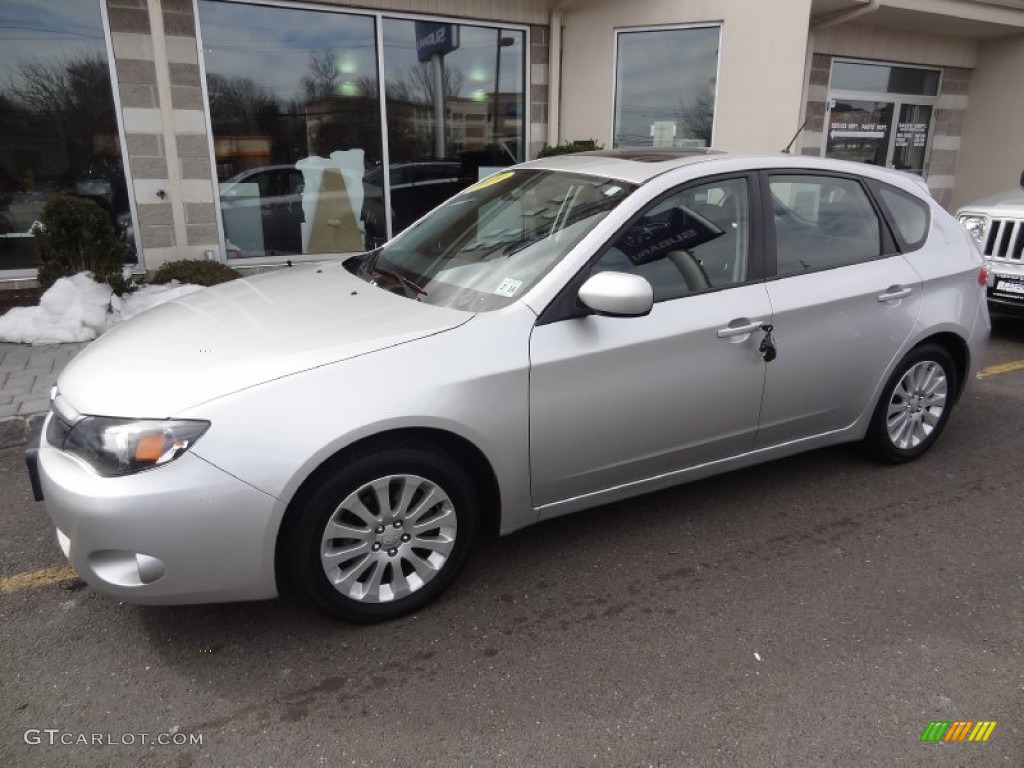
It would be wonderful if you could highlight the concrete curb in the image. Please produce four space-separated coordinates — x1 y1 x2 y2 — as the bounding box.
0 413 46 450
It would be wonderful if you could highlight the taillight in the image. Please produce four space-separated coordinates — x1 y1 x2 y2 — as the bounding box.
977 265 989 287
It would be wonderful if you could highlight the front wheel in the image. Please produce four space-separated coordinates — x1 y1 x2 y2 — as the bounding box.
864 343 958 463
282 442 478 622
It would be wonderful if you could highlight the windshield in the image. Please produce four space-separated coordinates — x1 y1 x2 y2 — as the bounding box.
348 169 636 311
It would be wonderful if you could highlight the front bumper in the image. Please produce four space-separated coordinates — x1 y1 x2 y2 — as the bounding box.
987 262 1024 313
36 416 284 604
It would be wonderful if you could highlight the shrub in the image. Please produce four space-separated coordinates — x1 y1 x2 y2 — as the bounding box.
537 139 603 158
150 259 241 287
33 194 126 291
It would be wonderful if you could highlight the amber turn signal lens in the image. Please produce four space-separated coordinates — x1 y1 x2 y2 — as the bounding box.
134 433 167 462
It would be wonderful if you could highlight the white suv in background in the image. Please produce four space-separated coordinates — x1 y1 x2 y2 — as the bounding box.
957 171 1024 313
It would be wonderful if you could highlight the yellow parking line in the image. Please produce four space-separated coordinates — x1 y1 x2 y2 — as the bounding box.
0 565 77 595
976 359 1024 379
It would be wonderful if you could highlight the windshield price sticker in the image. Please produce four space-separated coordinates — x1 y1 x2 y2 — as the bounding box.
495 278 523 297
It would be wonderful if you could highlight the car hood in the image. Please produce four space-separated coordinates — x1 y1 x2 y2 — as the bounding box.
959 187 1024 213
57 260 472 417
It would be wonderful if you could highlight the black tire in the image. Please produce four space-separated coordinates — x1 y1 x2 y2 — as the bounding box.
281 441 478 622
864 343 958 463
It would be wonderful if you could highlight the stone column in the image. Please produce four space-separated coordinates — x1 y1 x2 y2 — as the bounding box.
106 0 219 271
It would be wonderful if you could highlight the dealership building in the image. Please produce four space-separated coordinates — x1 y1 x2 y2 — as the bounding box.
1 0 1023 281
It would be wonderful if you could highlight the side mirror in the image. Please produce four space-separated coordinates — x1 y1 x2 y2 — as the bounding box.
1020 169 1024 188
578 271 653 317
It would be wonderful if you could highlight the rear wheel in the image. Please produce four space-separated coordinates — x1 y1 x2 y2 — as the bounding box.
864 343 957 463
282 442 477 622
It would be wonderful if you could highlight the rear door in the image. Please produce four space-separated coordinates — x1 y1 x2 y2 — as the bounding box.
756 172 922 447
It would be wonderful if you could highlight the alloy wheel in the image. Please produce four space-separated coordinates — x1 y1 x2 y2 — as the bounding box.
319 474 457 603
885 360 948 450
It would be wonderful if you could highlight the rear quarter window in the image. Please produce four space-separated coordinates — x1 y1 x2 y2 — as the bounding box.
873 183 930 251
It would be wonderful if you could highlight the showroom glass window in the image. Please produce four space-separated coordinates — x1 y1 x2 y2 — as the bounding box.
197 1 383 258
612 25 720 148
378 18 525 247
0 0 131 271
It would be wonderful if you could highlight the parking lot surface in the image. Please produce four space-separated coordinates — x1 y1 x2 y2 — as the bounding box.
2 316 1022 767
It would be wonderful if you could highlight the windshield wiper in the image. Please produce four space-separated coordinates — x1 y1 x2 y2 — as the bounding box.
357 249 427 299
370 265 428 299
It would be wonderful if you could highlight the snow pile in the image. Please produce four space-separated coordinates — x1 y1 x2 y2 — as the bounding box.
0 272 204 345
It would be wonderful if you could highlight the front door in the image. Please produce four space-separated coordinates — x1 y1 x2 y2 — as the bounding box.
529 176 771 507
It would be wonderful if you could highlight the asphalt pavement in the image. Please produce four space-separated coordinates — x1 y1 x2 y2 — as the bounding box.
1 316 1022 767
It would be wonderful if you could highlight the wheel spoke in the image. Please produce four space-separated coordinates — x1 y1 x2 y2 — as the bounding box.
323 520 373 541
394 476 422 518
411 532 455 559
912 417 930 444
405 486 444 522
382 563 411 601
895 417 914 449
405 550 439 583
411 505 455 534
333 554 375 590
369 477 393 518
363 559 387 598
322 540 371 562
342 496 378 528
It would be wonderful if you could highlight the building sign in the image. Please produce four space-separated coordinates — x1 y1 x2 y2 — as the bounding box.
828 119 888 140
895 121 928 147
415 21 460 61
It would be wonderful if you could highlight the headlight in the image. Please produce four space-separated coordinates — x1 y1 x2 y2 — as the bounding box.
957 214 988 247
61 418 210 477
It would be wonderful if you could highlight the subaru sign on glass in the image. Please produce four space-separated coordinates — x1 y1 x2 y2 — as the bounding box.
415 21 459 62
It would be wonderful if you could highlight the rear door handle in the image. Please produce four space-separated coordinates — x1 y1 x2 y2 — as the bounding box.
717 320 766 339
877 286 913 302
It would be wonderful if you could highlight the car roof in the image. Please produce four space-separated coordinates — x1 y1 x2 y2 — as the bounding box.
517 148 934 198
516 149 720 184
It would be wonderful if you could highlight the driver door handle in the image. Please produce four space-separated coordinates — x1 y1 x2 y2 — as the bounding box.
877 286 913 302
717 320 766 338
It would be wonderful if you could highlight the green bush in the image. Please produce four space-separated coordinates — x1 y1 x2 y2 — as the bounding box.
33 194 126 291
150 259 241 287
537 139 603 158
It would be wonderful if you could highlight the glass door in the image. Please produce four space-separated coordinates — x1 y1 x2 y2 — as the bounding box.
825 100 894 166
824 60 939 177
891 103 933 174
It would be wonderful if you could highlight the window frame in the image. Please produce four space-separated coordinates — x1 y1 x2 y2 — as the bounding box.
537 171 764 326
610 23 722 150
759 170 901 281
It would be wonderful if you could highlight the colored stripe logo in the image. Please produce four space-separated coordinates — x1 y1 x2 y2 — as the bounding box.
920 721 997 742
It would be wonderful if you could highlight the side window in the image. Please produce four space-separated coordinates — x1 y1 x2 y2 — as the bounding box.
874 183 930 250
592 177 750 302
770 175 882 277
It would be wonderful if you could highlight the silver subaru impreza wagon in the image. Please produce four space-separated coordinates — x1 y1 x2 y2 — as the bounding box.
27 151 990 622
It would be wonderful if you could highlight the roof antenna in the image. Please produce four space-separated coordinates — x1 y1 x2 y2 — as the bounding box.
782 119 809 154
